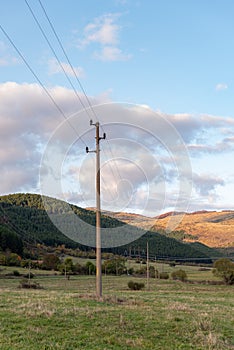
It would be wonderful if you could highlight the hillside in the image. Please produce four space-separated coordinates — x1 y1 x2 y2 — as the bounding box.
0 193 224 262
100 210 234 248
153 211 234 248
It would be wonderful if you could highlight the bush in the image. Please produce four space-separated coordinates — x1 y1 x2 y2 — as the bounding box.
102 257 126 275
134 266 147 275
128 280 145 290
159 272 169 279
149 265 155 278
24 272 35 279
85 261 96 275
127 267 134 275
42 254 60 270
13 270 21 276
5 253 21 266
171 269 187 282
19 280 43 289
212 258 234 285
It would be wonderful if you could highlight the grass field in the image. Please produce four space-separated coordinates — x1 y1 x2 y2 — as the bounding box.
0 267 233 350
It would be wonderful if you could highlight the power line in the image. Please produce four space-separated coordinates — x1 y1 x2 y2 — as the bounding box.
24 0 114 202
0 22 112 212
36 0 125 199
0 23 87 148
24 0 93 120
37 0 99 122
2 3 124 208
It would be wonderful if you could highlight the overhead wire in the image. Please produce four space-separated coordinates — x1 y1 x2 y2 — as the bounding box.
0 23 98 210
37 0 99 122
24 0 93 121
0 21 93 210
1 1 127 207
36 0 126 203
0 23 87 148
23 0 101 205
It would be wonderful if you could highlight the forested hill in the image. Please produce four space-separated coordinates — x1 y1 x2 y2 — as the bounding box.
0 193 223 262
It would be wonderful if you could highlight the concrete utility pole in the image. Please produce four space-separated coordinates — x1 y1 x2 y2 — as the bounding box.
146 240 149 290
86 120 106 299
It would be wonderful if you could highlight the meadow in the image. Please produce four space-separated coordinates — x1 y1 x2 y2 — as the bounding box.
0 264 233 350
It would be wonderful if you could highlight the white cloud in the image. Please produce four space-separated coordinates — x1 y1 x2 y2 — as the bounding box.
192 173 224 196
79 14 120 47
94 46 131 61
48 58 84 78
0 82 91 194
188 141 230 154
76 13 131 62
223 136 234 143
0 82 233 216
215 83 228 91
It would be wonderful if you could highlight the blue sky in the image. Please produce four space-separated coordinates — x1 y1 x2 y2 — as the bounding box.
0 0 234 217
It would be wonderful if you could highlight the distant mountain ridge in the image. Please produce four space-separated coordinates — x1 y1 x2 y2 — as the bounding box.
99 209 234 248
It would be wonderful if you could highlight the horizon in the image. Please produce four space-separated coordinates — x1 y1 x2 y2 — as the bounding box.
1 191 234 219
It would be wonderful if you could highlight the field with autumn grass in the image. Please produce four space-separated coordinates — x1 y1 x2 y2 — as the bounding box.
0 269 233 350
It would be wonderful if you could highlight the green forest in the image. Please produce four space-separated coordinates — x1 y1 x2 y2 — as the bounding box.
0 193 223 263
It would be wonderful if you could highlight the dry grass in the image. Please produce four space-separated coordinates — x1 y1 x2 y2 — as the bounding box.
0 275 233 349
151 211 234 247
103 210 234 247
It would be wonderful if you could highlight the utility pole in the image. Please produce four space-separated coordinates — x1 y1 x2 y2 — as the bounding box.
86 120 106 299
146 240 149 290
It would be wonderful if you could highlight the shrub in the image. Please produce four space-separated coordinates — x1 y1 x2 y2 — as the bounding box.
212 258 234 285
171 269 187 282
0 253 6 265
5 253 21 266
58 258 75 275
128 280 145 290
159 272 169 279
149 265 154 277
102 257 126 275
135 266 147 275
19 280 43 289
85 261 96 275
74 262 86 275
24 272 35 279
13 270 21 276
42 254 60 270
127 267 134 275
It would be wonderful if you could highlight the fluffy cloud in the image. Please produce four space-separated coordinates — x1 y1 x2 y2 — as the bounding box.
77 13 131 62
192 173 224 196
0 82 233 216
79 14 120 47
0 82 88 194
94 46 132 61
